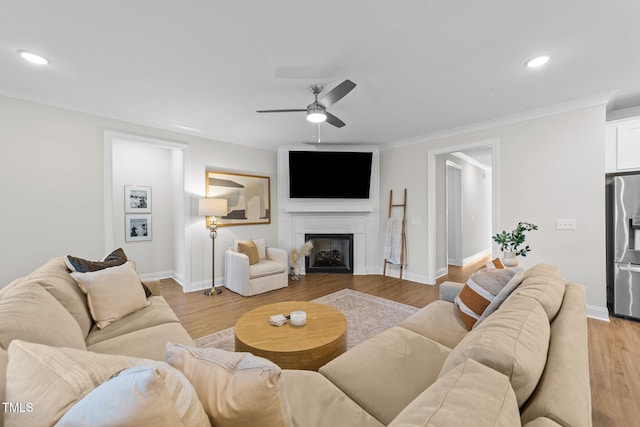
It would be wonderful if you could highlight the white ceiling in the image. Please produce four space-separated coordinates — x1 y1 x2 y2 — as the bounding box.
1 1 639 152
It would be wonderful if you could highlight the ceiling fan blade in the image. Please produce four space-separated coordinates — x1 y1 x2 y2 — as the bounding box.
325 112 346 128
256 109 306 113
319 79 356 107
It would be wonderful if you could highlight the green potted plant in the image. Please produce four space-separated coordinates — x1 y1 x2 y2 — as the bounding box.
492 222 538 266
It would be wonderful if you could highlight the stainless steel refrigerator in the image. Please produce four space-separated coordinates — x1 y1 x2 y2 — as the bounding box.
610 173 640 320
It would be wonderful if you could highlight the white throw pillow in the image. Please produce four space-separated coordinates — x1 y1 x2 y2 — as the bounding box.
5 340 210 427
70 261 150 328
56 366 194 427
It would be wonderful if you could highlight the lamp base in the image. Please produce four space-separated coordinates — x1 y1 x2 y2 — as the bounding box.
204 286 223 296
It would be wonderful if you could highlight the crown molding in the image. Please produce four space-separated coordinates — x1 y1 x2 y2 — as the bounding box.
383 91 615 151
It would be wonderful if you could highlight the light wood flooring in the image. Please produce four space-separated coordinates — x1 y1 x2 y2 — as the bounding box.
161 256 640 427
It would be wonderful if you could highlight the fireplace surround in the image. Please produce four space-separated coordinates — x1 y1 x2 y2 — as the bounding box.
277 146 380 276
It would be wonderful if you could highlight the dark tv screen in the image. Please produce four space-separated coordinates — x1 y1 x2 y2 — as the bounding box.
289 151 373 199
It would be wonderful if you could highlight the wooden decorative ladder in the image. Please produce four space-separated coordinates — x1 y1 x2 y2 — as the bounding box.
383 188 407 279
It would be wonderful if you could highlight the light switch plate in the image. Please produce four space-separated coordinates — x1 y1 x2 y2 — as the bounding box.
556 219 576 230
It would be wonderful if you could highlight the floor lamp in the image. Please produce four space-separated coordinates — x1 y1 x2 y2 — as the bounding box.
199 198 227 296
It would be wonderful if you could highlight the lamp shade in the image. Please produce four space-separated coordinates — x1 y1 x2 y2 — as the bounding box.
199 198 227 217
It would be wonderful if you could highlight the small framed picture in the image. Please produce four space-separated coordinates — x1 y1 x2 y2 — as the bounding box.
125 185 151 213
125 214 152 242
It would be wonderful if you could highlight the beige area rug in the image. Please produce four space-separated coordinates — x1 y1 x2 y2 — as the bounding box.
194 289 420 352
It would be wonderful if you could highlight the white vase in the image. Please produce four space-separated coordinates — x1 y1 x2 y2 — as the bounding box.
502 251 519 267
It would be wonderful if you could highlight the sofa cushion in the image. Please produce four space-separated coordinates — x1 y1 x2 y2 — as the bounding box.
319 326 451 425
523 418 563 427
388 359 520 427
70 261 150 329
511 263 566 321
455 268 518 330
520 283 592 427
282 370 384 427
25 256 94 338
64 247 127 272
5 340 210 427
238 240 259 265
0 347 7 424
85 296 182 347
87 322 194 361
249 259 286 279
0 281 86 350
440 294 550 407
166 343 293 427
399 300 469 349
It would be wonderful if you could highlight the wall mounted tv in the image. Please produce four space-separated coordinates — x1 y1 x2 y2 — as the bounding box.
289 151 373 199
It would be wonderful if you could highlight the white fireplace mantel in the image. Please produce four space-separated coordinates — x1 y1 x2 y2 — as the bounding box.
285 203 374 213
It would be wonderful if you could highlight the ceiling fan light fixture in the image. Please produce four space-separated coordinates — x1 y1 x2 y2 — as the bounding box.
306 103 327 123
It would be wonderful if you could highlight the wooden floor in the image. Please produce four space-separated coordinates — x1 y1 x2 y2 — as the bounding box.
161 256 640 427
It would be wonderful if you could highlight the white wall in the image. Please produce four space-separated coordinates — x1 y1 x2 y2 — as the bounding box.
381 105 607 317
188 143 278 291
112 140 176 276
0 95 277 291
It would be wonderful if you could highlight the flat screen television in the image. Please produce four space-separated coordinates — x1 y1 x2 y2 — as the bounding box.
289 151 373 199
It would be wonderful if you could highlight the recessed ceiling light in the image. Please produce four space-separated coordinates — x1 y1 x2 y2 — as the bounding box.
17 49 50 65
525 55 550 68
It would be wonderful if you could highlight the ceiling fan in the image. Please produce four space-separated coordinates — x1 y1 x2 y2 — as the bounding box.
256 79 356 128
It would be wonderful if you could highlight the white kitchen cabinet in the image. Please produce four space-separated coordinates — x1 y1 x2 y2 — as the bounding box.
606 117 640 173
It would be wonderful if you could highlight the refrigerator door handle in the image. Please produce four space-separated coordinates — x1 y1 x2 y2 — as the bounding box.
618 264 640 273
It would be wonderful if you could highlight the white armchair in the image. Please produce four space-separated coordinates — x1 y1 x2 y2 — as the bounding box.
224 238 289 296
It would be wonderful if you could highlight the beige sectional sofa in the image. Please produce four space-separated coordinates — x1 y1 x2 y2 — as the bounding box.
0 256 194 427
1 257 591 427
282 263 592 427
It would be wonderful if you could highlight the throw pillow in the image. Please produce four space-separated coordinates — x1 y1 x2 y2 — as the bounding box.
238 240 260 265
64 248 127 272
65 248 152 297
56 366 207 427
235 237 267 260
166 343 293 427
454 268 517 330
486 257 505 269
70 261 150 329
474 269 524 327
5 340 211 427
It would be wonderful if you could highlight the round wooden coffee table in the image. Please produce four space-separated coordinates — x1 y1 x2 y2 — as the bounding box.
234 301 347 371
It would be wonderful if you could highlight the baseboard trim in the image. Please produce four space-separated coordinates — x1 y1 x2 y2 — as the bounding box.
463 248 492 266
186 278 225 293
435 267 448 280
403 271 434 285
587 305 610 322
138 270 175 281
